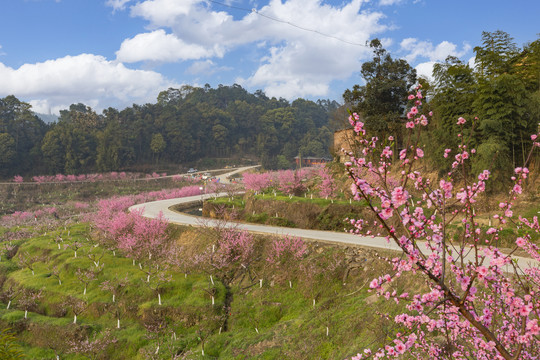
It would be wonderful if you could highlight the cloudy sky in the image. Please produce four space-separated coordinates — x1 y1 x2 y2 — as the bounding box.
0 0 538 115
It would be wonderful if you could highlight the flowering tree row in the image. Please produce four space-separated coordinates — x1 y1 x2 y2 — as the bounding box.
346 86 539 359
1 185 202 228
242 167 337 198
12 171 173 184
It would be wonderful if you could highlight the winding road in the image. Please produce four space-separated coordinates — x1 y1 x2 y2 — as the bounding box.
129 167 538 274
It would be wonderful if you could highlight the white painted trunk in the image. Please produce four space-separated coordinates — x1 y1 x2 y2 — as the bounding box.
158 293 162 306
7 300 11 309
83 286 87 295
210 275 214 285
212 245 215 253
185 273 187 278
58 244 61 249
260 279 263 288
74 251 77 258
56 355 59 360
112 294 115 303
202 349 204 356
31 270 34 276
113 250 116 257
73 314 77 324
211 296 214 306
255 328 259 334
326 326 329 336
93 261 99 267
132 259 135 266
117 319 120 328
59 279 62 285
313 299 316 307
149 252 152 260
219 327 222 334
24 310 28 319
289 281 292 288
147 275 150 283
139 263 142 270
155 345 159 355
173 332 177 340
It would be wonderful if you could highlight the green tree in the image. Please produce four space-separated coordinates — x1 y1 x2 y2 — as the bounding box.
0 133 16 174
150 133 166 164
343 39 416 143
426 56 476 172
96 120 122 171
41 128 66 174
474 30 519 79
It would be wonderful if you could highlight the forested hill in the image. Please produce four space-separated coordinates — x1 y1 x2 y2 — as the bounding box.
0 85 340 178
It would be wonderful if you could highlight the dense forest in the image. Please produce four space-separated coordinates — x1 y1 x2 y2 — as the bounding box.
0 85 339 177
1 30 538 184
344 31 540 187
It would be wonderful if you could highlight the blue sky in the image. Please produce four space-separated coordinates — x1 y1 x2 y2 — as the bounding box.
0 0 538 115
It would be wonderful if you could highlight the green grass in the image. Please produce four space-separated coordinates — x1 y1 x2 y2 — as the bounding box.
0 219 405 359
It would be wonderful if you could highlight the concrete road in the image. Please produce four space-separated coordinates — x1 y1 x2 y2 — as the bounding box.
129 192 538 274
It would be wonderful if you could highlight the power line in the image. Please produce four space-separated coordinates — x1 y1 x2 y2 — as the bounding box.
206 0 369 47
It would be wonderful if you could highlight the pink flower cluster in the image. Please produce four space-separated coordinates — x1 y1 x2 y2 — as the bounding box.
346 86 540 360
24 171 174 184
266 236 307 265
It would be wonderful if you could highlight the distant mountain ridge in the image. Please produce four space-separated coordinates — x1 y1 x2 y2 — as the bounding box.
35 113 59 124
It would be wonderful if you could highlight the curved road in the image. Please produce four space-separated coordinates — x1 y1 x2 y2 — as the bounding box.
129 169 538 274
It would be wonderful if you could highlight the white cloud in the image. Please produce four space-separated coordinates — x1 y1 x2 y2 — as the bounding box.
400 38 471 63
123 0 386 99
414 61 436 81
116 30 224 63
106 0 132 12
0 54 176 114
468 56 476 70
379 0 404 6
130 0 200 27
186 60 215 75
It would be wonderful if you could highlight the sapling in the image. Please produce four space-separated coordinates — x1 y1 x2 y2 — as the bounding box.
266 235 307 287
50 265 62 285
18 288 42 319
143 268 172 306
62 296 87 324
75 267 97 295
1 285 20 310
16 251 39 276
64 241 83 258
87 247 105 268
67 329 117 359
